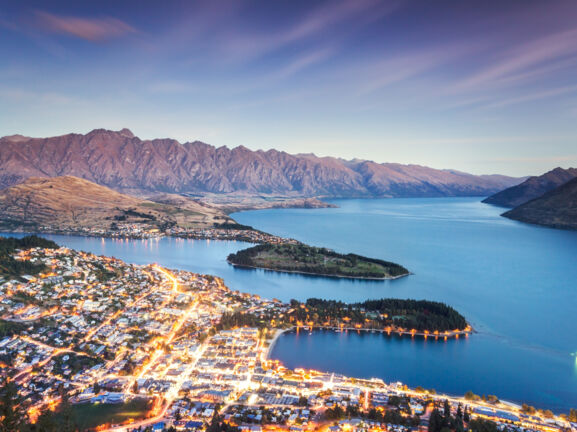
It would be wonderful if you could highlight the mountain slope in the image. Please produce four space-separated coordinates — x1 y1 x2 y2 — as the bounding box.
503 177 577 230
0 128 522 198
482 167 577 208
0 176 231 232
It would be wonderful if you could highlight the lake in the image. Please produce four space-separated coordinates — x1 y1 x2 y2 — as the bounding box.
8 197 577 412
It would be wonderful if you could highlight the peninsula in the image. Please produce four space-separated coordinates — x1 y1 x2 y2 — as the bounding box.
227 243 409 279
0 177 411 277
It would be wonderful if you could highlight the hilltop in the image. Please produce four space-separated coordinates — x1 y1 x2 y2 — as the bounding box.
503 176 577 230
0 128 522 199
0 176 232 232
483 167 577 208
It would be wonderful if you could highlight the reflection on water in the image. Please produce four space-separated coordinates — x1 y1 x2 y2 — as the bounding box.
234 197 577 412
5 197 577 411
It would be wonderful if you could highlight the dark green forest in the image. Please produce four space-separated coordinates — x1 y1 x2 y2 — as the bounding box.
228 243 409 279
217 297 468 333
0 236 59 277
295 298 468 332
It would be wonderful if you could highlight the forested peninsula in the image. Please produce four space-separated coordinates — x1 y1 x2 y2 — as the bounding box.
219 297 470 334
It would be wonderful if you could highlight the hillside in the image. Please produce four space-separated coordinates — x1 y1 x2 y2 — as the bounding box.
0 176 232 232
503 177 577 230
483 167 577 208
0 128 522 198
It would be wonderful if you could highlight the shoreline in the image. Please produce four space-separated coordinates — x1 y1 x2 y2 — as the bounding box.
0 229 279 244
227 260 410 281
265 328 291 359
285 325 473 340
265 324 474 361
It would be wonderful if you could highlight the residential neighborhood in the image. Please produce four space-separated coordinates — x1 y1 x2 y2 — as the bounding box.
0 245 575 432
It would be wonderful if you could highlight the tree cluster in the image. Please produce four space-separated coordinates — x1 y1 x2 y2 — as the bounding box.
0 235 58 277
227 243 409 279
217 311 268 330
428 400 468 432
291 298 467 332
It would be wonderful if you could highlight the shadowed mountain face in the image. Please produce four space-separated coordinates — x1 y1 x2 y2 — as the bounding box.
483 167 577 208
503 177 577 230
0 128 521 198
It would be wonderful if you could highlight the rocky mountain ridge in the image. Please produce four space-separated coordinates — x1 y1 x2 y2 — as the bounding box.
0 128 522 198
483 167 577 208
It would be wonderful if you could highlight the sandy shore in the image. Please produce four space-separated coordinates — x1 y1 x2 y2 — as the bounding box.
265 328 293 359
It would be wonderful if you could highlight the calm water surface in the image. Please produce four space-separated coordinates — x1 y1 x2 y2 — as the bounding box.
8 198 577 411
235 198 577 412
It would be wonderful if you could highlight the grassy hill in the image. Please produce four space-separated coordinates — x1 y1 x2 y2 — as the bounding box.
0 176 233 232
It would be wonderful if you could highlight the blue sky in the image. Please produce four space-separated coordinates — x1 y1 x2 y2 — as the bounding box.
1 0 576 176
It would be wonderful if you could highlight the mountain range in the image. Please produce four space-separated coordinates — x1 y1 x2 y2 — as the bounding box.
0 128 522 198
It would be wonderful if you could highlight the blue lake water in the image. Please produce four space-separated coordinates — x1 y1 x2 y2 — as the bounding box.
6 198 577 411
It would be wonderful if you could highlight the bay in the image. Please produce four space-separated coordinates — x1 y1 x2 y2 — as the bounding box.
234 198 577 412
6 197 577 411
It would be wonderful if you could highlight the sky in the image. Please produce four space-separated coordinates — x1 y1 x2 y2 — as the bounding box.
1 0 577 176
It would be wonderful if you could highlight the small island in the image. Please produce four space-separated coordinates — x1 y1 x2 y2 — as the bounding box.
227 243 409 280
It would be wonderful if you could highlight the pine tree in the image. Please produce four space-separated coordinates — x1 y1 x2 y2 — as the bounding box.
58 392 77 432
32 409 58 432
428 408 443 432
0 379 26 432
443 399 451 418
463 406 471 423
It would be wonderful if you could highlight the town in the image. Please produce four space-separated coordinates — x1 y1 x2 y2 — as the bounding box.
32 222 299 245
0 244 576 432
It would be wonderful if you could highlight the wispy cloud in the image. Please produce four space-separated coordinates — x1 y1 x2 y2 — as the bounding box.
34 11 135 41
269 48 335 81
222 0 399 62
356 41 480 95
455 28 577 92
0 87 76 105
480 84 577 109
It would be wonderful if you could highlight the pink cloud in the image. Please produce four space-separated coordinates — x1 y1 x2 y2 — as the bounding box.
356 41 479 95
35 11 135 41
455 28 577 91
